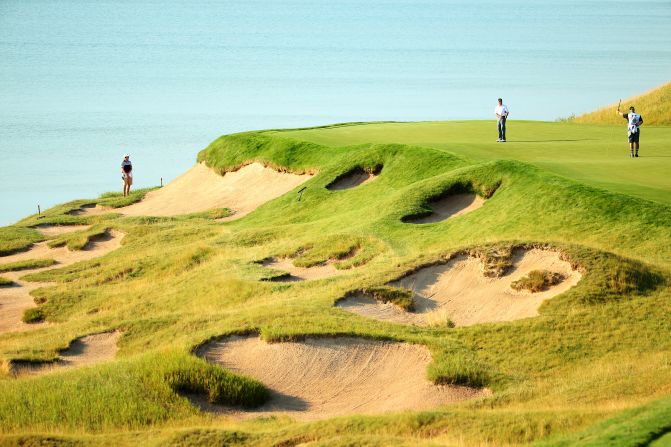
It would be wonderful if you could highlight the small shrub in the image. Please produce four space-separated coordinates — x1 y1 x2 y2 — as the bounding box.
22 308 45 323
511 270 565 293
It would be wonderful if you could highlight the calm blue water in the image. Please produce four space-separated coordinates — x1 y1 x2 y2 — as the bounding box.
1 0 670 225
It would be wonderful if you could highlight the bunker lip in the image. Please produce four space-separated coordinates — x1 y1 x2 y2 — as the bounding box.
259 257 344 282
34 224 92 237
403 192 485 224
9 331 121 377
337 247 582 327
118 162 313 219
196 334 489 420
326 165 382 191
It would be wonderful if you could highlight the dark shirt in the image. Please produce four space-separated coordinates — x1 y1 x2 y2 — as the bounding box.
122 160 132 173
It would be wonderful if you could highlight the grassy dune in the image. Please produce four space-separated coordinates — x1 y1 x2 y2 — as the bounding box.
573 81 671 126
0 119 670 445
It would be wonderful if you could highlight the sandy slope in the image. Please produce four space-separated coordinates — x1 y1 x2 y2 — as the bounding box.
118 163 312 218
10 332 121 377
198 335 488 420
0 230 124 334
406 193 484 224
337 248 581 327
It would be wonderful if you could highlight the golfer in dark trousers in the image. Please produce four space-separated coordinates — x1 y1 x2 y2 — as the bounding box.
617 105 643 157
495 98 509 142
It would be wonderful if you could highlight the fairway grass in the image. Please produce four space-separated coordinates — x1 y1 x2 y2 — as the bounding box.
0 119 670 446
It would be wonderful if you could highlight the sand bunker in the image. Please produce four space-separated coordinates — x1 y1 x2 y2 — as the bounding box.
197 335 487 419
35 224 91 237
405 193 484 224
119 163 312 219
0 230 124 334
261 257 342 282
67 204 110 216
10 331 120 377
337 249 581 327
326 168 379 191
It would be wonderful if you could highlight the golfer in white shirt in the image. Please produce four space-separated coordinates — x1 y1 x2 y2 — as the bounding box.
495 98 509 142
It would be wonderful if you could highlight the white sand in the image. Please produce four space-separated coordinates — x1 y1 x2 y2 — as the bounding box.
337 248 582 327
198 335 489 420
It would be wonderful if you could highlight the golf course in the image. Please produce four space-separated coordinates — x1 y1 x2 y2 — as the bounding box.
1 85 670 446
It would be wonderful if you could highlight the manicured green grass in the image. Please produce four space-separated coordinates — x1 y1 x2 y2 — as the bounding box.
0 118 670 445
273 120 671 206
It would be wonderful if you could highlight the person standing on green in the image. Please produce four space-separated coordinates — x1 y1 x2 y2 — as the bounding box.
495 98 509 142
617 105 643 157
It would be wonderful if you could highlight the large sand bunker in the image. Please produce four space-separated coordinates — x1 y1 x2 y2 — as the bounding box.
404 193 484 224
197 335 488 420
326 167 380 191
0 230 124 333
119 163 312 219
10 331 120 377
337 249 581 327
261 257 343 282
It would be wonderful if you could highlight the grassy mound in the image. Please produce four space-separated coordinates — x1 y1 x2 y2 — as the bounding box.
573 81 671 125
0 120 670 445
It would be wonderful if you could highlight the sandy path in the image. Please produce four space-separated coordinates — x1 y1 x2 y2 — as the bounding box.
10 331 120 377
261 258 342 281
35 225 91 237
119 163 312 219
198 335 488 420
0 230 124 334
406 193 484 224
338 249 581 327
327 171 377 191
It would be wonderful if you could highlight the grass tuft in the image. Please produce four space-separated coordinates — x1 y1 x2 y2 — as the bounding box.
0 277 14 287
0 258 57 273
21 308 45 324
511 270 565 293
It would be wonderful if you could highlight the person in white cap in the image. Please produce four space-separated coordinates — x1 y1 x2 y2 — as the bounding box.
121 154 133 196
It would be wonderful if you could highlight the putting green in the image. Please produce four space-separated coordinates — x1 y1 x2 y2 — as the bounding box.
273 120 671 205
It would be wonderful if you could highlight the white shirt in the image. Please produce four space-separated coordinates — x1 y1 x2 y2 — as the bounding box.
495 104 509 119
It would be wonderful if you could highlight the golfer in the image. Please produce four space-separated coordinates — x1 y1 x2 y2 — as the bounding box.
121 154 133 196
495 98 509 142
617 105 643 157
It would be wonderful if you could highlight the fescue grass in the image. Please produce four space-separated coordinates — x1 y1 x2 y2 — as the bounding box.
0 350 268 433
47 226 111 251
358 285 414 311
0 258 57 273
21 308 44 324
0 277 13 287
0 226 43 256
0 116 670 445
511 270 565 293
573 81 671 126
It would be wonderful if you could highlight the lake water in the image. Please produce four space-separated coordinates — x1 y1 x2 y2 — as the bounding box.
1 0 670 225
